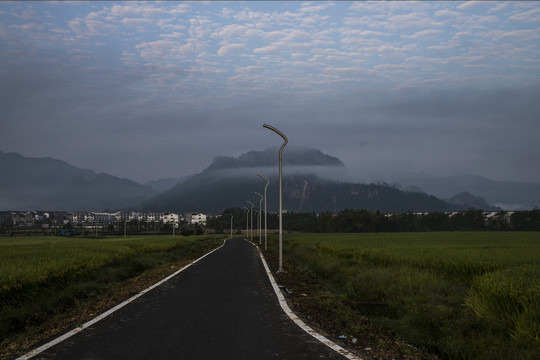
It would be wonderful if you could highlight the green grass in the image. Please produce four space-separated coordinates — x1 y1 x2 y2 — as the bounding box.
1 236 199 289
0 235 224 347
277 232 540 360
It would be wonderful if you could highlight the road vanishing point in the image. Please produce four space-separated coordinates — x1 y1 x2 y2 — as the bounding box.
18 238 359 360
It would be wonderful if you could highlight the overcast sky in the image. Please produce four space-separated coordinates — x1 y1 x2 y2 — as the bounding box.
1 1 539 184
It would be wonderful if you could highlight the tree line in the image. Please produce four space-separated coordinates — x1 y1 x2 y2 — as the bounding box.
208 208 540 233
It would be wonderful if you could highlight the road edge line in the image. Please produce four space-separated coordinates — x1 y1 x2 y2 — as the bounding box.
251 241 363 360
16 239 227 360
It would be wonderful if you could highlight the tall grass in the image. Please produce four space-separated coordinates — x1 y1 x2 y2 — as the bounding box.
466 265 540 345
279 232 540 360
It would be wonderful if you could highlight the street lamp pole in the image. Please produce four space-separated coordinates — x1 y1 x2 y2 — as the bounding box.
229 214 233 239
253 209 259 241
247 201 254 242
255 192 263 245
263 123 288 272
243 207 249 240
257 174 269 251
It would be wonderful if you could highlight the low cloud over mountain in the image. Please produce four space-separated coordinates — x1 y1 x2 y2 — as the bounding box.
3 149 532 213
206 147 344 171
142 149 501 214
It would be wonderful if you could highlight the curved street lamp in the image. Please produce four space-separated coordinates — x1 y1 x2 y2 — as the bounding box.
256 174 270 250
253 209 260 241
263 123 288 272
255 192 263 245
243 207 250 240
228 213 233 240
247 201 254 242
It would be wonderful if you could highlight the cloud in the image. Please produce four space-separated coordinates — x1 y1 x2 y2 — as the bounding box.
109 3 166 18
342 29 390 38
213 24 250 39
170 4 190 15
444 54 487 64
283 29 314 42
217 43 246 56
235 65 265 74
434 9 462 18
253 45 282 54
135 39 189 60
12 22 45 32
409 29 442 39
484 29 540 42
456 1 486 11
386 11 443 30
68 17 118 37
300 2 334 13
509 8 540 22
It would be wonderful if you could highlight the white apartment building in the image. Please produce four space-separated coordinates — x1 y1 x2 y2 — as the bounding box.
162 213 179 227
186 212 206 225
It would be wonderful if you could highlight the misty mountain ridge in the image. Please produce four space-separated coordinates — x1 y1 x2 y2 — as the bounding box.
142 149 500 213
144 176 192 192
142 171 500 214
1 149 536 212
205 147 344 172
387 171 540 210
445 192 496 211
0 150 96 194
0 151 153 211
43 173 155 211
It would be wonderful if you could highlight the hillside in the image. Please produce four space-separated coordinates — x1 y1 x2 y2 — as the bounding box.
0 151 154 211
142 171 496 214
0 151 96 210
43 173 156 211
392 172 540 210
1 149 508 213
142 149 499 214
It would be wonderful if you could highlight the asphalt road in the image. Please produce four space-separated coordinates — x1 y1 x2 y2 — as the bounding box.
28 238 348 360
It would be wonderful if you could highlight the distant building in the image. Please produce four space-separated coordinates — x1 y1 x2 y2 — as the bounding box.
186 212 206 225
163 213 179 227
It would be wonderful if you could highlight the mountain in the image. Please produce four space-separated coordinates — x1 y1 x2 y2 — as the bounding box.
206 147 344 171
144 176 192 192
0 151 96 210
142 172 493 215
391 172 540 210
1 149 515 213
0 151 154 211
142 149 499 214
446 192 497 211
43 173 155 211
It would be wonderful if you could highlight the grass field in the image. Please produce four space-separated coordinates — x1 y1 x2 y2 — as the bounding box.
0 235 225 356
275 232 540 360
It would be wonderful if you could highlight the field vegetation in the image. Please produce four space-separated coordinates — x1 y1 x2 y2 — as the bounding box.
0 235 224 357
265 232 539 360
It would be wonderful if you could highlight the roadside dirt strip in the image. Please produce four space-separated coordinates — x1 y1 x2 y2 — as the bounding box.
16 238 362 360
253 242 361 360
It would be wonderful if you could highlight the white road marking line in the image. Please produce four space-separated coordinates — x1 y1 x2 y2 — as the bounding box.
16 240 226 360
250 240 364 360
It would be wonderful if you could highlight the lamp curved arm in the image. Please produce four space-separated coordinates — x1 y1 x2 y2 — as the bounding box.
257 173 270 188
263 123 288 152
